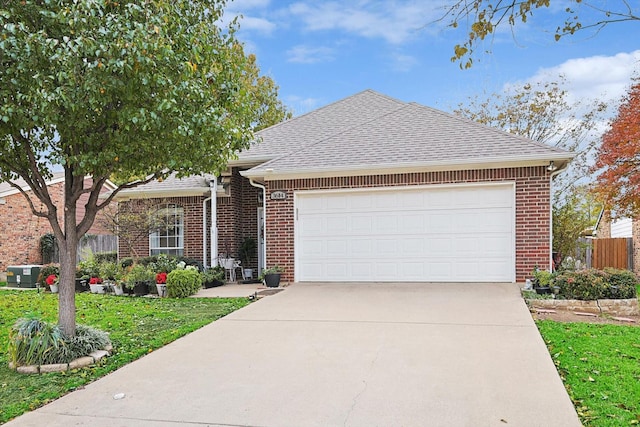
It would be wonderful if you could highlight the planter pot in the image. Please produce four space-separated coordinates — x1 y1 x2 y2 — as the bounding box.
264 273 281 288
204 279 224 289
95 284 105 294
89 284 98 293
49 284 58 294
156 283 168 297
75 279 89 293
535 286 551 295
243 268 254 280
133 282 149 296
114 285 124 296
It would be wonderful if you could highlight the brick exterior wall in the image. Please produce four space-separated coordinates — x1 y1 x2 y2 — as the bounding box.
264 167 552 283
118 196 205 262
118 169 261 271
0 179 112 271
597 211 612 239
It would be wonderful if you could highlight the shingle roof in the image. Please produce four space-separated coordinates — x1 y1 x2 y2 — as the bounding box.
237 89 404 161
243 91 573 179
0 172 66 197
114 173 214 199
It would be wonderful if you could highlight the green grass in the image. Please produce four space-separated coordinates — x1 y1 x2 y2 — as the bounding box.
537 321 640 426
0 289 249 424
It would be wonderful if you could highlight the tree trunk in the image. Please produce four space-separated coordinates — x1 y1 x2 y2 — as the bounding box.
57 196 80 337
58 242 77 337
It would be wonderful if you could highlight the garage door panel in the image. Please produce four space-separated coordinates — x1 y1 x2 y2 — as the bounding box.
296 184 514 282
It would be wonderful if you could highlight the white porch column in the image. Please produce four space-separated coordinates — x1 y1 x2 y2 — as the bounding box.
210 179 219 267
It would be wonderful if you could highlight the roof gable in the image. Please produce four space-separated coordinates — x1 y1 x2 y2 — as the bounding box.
237 90 405 162
243 95 573 179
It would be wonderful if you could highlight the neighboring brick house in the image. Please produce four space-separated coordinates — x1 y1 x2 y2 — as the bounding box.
595 214 639 275
115 90 574 284
0 172 116 272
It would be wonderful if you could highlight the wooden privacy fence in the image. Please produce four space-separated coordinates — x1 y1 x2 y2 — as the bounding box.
592 237 633 270
51 234 118 263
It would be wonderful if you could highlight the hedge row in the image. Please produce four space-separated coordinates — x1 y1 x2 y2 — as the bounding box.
554 268 638 300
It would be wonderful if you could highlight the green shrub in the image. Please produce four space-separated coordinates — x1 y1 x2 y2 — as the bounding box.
533 269 555 287
8 317 111 366
555 268 639 300
120 257 134 268
124 264 155 289
166 269 202 298
99 261 122 281
556 269 608 300
604 268 638 299
94 252 117 263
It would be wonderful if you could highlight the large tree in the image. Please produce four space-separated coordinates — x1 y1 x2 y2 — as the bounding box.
440 1 639 68
455 78 606 200
0 0 288 336
593 81 640 216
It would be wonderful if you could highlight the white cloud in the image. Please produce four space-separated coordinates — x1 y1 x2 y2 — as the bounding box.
237 15 277 33
522 50 640 108
288 1 442 44
390 52 418 72
286 45 335 63
285 95 323 115
227 0 271 10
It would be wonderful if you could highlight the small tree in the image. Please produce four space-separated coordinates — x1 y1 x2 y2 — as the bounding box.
0 0 289 336
593 80 640 216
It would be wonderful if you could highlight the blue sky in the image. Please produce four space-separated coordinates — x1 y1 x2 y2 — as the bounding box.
224 0 639 117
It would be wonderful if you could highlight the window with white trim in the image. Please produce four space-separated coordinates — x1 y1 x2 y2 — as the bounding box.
150 204 184 256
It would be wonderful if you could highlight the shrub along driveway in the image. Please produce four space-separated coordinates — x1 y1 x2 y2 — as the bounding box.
5 282 581 427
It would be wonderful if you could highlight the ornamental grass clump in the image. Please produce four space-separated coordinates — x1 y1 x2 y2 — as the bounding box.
8 317 111 367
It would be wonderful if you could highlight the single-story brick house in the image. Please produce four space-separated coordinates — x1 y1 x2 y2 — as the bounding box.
0 172 116 272
115 90 573 283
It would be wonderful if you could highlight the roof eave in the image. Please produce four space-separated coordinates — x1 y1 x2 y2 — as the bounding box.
113 188 211 201
241 153 575 181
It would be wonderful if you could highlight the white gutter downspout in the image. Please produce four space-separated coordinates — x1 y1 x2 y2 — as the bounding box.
549 161 570 271
249 178 267 271
203 194 211 269
210 179 218 267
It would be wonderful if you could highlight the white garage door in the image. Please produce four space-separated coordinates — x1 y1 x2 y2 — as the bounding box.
295 183 515 282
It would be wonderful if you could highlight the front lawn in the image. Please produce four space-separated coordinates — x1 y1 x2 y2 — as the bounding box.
538 320 640 426
0 289 249 424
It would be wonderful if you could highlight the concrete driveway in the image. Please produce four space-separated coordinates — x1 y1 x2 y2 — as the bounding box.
6 282 581 427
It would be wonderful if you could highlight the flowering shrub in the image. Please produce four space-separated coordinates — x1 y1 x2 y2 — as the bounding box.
555 268 638 300
89 277 103 285
45 274 58 286
156 272 167 284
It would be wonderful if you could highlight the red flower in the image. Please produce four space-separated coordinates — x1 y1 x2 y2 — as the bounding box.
45 274 57 286
156 272 167 284
89 277 103 284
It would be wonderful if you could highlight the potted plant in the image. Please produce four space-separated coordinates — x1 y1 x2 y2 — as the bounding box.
45 274 59 293
533 268 554 295
125 264 155 296
201 266 225 288
238 237 257 280
99 261 123 295
260 265 283 288
89 276 105 294
156 272 168 297
37 264 59 292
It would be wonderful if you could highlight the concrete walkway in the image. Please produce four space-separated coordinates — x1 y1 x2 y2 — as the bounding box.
5 282 581 427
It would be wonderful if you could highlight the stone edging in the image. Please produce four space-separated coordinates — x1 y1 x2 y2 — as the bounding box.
8 345 112 374
528 298 639 317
